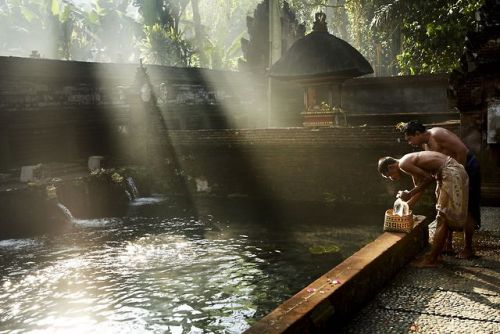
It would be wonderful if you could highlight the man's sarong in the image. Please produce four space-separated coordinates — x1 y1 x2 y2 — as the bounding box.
435 157 469 230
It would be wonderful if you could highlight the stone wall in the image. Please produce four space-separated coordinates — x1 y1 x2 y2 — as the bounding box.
3 56 489 204
342 75 450 114
449 0 500 204
0 56 460 170
0 56 267 169
149 127 438 210
270 73 456 127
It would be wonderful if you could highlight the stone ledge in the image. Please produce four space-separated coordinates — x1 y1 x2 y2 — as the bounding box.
245 215 429 334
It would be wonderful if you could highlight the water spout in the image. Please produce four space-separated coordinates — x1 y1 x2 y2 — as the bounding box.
51 201 74 224
126 177 139 199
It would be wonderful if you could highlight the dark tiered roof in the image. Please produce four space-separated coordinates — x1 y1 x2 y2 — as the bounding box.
270 14 373 80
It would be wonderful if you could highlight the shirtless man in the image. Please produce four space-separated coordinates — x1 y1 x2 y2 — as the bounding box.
399 120 481 231
378 151 474 266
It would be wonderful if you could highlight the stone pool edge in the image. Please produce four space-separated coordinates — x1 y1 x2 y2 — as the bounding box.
244 215 429 334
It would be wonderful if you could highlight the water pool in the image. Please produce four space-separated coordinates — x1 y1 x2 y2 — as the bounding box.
0 198 382 333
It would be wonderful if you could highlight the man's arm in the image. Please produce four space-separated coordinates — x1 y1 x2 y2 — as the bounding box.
406 192 423 208
454 148 467 167
398 160 434 201
403 175 424 207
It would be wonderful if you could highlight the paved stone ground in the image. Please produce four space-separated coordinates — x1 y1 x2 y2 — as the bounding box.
339 207 500 334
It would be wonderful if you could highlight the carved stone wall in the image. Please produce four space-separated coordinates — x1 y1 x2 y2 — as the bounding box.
0 56 266 168
450 0 500 203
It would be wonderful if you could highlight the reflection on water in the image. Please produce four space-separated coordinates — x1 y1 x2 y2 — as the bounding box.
0 199 381 334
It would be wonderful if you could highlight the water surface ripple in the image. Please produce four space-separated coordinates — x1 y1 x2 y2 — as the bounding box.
0 202 380 333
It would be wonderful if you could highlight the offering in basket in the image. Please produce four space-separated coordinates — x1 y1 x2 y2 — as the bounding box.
383 198 414 233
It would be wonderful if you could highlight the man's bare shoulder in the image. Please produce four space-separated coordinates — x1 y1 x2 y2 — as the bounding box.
402 150 445 163
428 126 468 156
428 126 459 139
400 152 418 165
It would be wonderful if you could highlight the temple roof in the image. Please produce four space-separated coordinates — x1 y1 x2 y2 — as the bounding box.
270 14 373 81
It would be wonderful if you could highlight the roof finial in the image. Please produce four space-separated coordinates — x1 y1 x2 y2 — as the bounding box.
312 12 328 32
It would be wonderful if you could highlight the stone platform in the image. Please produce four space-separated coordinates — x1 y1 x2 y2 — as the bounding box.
244 207 499 334
339 206 500 334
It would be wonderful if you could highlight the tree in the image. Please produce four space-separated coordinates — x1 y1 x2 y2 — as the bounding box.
133 0 196 66
0 0 140 61
139 23 194 66
394 0 483 74
84 0 141 62
190 0 209 67
180 0 263 70
345 0 484 75
0 0 62 58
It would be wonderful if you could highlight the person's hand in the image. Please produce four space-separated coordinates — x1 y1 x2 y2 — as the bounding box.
397 190 411 201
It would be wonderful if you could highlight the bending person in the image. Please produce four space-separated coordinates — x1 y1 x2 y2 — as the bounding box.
398 120 481 230
378 151 474 266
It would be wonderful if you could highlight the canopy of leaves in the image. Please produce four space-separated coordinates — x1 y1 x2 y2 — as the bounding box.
345 0 484 75
140 23 193 66
0 0 484 73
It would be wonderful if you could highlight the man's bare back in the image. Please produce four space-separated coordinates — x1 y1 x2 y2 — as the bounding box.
399 151 448 179
425 128 469 165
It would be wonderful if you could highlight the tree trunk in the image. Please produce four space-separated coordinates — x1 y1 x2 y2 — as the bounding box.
391 24 402 75
191 0 208 67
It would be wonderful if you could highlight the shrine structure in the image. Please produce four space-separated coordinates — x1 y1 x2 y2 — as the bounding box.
270 12 373 127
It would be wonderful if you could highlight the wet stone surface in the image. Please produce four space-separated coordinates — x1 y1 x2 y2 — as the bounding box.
340 207 500 334
340 305 499 334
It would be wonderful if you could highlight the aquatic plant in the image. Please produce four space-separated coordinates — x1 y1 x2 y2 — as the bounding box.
308 243 341 255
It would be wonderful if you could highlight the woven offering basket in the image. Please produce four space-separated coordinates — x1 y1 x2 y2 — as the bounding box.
383 209 414 233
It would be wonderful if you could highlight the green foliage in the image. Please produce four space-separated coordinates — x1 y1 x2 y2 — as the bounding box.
140 23 194 66
86 0 141 62
0 0 58 57
89 168 127 189
133 0 189 31
0 0 276 69
185 0 262 70
0 0 483 73
344 0 484 75
287 0 328 26
396 0 482 74
0 0 140 61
